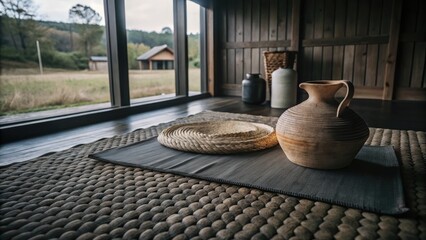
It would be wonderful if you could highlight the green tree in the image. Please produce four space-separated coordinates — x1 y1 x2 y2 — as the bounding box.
187 33 200 68
161 26 172 34
127 43 150 69
0 0 41 53
68 4 103 57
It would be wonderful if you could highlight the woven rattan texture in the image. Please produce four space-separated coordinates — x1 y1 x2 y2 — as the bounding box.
1 111 425 240
157 121 278 154
263 51 296 86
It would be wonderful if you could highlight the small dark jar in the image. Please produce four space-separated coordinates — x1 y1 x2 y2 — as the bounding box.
242 73 266 104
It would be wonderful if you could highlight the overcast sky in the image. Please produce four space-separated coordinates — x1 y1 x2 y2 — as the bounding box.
33 0 200 33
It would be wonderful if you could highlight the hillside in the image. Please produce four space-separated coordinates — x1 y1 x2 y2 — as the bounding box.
1 16 200 70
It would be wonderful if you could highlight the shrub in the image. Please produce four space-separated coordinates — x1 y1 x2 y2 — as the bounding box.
192 58 200 68
38 51 87 70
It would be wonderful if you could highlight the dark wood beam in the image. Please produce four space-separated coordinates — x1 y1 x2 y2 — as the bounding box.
223 40 291 49
302 36 389 47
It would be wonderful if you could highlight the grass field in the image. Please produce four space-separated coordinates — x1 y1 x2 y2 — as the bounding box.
0 68 201 115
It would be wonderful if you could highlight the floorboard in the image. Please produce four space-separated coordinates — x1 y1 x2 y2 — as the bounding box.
1 97 425 166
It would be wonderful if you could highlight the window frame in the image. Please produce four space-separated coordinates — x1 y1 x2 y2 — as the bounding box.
105 0 208 106
0 0 209 143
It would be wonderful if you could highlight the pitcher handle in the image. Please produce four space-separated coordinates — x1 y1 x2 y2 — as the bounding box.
336 80 354 118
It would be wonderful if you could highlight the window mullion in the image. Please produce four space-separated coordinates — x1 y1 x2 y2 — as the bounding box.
173 0 189 96
104 0 130 107
200 7 207 93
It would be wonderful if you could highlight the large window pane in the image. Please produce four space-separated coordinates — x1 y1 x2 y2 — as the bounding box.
0 0 110 119
125 0 176 103
187 0 202 95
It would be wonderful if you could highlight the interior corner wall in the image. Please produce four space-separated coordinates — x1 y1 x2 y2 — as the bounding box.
215 0 426 101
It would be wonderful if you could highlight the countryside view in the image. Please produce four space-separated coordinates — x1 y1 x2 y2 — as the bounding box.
0 0 201 116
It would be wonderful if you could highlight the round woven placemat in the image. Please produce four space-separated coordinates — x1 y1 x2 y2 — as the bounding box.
157 120 278 154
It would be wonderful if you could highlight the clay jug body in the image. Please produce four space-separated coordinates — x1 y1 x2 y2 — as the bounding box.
242 73 266 104
271 67 297 108
276 80 369 169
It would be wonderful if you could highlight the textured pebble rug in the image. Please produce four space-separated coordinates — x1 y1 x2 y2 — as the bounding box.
1 111 425 239
91 138 407 215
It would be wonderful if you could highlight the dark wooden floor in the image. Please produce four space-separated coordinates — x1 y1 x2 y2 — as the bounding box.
1 97 425 166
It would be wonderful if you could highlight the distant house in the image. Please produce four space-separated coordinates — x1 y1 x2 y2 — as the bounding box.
137 45 174 70
89 56 108 71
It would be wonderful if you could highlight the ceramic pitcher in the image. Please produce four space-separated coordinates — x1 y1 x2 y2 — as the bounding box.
276 80 370 169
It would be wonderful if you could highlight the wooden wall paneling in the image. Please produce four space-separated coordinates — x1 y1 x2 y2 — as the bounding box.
376 44 387 87
269 0 278 41
332 0 346 80
411 0 425 89
260 47 267 80
235 0 243 84
353 0 369 87
252 49 260 74
251 0 261 74
260 1 269 79
243 0 252 75
219 2 227 95
277 0 287 43
227 49 236 85
352 45 366 86
365 44 379 87
331 49 343 79
343 0 358 82
411 43 426 88
243 48 252 76
235 48 244 84
369 0 383 34
377 0 392 90
424 54 426 89
395 0 416 88
396 43 415 88
235 0 243 43
226 1 236 42
301 0 315 82
416 0 425 37
380 0 392 36
214 0 424 100
343 46 354 82
287 0 293 43
290 0 300 74
322 0 334 80
312 0 324 80
365 0 382 87
383 0 403 100
226 1 236 85
401 0 417 34
260 2 270 42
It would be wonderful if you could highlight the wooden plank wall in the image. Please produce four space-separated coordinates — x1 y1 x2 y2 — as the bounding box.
218 0 293 96
394 0 426 100
215 0 426 100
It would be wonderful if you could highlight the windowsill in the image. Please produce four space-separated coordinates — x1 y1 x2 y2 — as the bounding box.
0 92 202 127
0 92 209 143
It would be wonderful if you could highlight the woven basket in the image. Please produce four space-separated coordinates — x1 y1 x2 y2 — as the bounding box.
263 51 297 94
157 120 278 154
